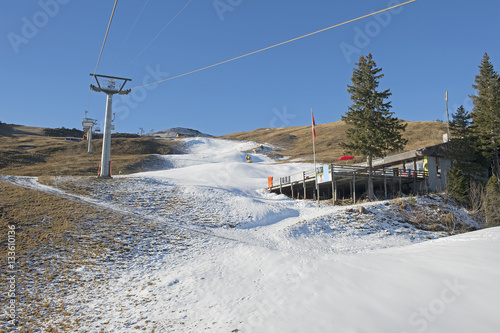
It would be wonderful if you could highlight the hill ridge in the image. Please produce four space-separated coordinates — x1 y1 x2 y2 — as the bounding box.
222 120 448 163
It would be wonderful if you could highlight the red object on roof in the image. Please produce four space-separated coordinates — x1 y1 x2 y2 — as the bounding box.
338 155 355 161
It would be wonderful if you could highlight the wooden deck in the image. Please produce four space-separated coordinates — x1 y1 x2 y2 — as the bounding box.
268 164 429 203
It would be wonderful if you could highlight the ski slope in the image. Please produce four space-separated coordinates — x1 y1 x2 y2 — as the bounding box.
6 137 498 332
94 137 497 332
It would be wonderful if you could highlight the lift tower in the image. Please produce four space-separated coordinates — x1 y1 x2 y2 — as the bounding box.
90 74 131 178
82 117 97 154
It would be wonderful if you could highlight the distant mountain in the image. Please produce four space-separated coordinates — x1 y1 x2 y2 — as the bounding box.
153 127 212 138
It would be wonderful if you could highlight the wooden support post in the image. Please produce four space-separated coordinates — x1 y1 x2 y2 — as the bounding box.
291 182 294 199
331 181 335 205
279 177 283 194
424 172 428 193
350 178 353 201
413 171 417 195
303 171 307 199
352 172 356 203
333 181 337 205
330 164 335 205
399 175 402 195
384 174 387 199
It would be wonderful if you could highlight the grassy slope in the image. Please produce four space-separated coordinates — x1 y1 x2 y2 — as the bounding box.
0 125 180 176
0 179 191 331
0 180 120 331
222 120 448 164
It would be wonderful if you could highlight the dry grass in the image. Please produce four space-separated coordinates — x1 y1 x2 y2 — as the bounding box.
0 125 180 177
0 179 191 331
390 195 474 234
0 180 118 331
222 120 447 163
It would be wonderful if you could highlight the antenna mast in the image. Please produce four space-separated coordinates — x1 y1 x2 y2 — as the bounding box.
445 91 451 142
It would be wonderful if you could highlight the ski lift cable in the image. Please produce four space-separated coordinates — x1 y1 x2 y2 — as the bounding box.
87 0 119 113
92 0 119 78
112 0 192 110
122 0 193 73
112 0 151 65
130 0 418 90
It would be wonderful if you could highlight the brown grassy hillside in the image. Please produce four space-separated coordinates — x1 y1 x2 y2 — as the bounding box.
222 120 448 164
0 125 180 176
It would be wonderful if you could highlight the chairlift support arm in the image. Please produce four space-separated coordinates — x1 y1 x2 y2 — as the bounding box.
89 73 132 95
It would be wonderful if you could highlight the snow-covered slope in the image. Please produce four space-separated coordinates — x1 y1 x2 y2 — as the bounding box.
82 227 499 333
95 137 494 332
5 137 498 332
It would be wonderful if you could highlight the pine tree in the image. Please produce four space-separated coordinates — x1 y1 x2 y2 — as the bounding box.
470 53 500 182
484 175 500 227
449 106 486 179
447 167 469 205
341 53 407 200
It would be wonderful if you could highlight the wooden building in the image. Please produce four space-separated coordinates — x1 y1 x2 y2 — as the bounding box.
267 143 451 202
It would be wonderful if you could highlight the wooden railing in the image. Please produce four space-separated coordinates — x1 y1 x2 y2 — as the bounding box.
271 164 429 188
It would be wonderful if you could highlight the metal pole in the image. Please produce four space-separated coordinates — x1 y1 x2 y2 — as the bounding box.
445 91 450 141
87 127 92 154
311 108 319 205
90 74 131 178
99 93 113 177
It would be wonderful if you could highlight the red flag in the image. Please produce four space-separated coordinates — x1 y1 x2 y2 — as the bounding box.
311 110 316 140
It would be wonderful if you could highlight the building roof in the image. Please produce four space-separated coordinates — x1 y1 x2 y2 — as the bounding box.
356 143 450 167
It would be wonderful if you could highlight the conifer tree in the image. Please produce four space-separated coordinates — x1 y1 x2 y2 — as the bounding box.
448 106 485 179
448 106 473 203
485 175 500 227
341 54 407 200
470 53 500 182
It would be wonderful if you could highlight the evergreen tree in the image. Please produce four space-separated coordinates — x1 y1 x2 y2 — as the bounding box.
447 167 469 205
470 53 500 182
484 175 500 227
449 106 486 179
447 105 487 204
341 53 407 200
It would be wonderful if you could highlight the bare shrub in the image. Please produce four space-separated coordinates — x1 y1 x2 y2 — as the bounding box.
443 212 457 234
469 181 485 225
394 197 407 211
408 195 417 207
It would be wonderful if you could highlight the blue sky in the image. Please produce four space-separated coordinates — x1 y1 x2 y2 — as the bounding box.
1 0 499 136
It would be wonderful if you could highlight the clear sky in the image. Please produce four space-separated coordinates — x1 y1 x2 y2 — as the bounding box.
1 0 499 136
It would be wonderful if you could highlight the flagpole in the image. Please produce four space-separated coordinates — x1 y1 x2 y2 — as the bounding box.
311 108 318 204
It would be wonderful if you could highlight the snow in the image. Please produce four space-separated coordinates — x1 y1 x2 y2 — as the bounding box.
4 137 499 332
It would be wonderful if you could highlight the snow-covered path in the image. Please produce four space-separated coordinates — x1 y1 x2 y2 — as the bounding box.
3 137 499 332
